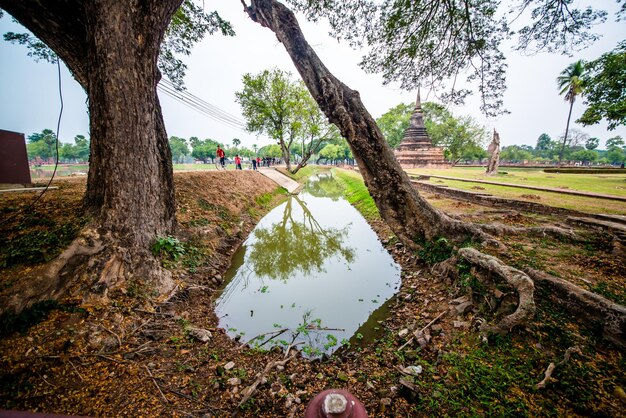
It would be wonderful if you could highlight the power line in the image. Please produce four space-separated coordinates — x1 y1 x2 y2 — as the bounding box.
157 80 247 132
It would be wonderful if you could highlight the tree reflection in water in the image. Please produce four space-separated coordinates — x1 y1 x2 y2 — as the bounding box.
248 191 355 281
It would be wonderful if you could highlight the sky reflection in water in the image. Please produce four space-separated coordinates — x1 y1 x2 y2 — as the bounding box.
215 173 401 356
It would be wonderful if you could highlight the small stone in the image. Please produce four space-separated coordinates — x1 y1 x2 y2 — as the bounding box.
398 329 409 338
224 361 235 370
187 327 212 342
449 296 469 305
402 365 423 376
276 365 285 372
431 324 443 332
147 362 156 369
494 289 504 298
454 321 470 329
455 301 473 315
227 377 241 386
336 371 349 382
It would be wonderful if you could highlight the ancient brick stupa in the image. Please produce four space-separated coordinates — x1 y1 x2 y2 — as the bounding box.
394 89 451 169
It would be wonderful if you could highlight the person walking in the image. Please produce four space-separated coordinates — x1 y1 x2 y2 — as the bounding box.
216 145 226 169
252 157 257 170
234 154 242 170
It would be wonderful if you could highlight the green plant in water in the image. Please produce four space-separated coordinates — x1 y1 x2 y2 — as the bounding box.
151 235 185 260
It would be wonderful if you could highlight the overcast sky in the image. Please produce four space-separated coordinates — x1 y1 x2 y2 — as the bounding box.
0 1 624 150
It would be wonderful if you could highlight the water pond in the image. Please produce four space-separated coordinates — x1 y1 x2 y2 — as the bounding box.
215 173 401 357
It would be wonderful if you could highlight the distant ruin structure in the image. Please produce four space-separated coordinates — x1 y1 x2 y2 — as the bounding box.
486 129 501 176
0 129 31 187
394 89 451 169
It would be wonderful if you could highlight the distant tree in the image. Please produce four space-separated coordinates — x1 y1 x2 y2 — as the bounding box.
557 60 586 162
578 41 626 130
190 138 220 163
583 137 599 150
423 105 488 165
59 134 90 163
259 144 283 158
26 129 57 161
232 138 241 148
500 145 533 163
606 135 625 150
236 68 333 174
536 133 552 151
571 149 598 165
376 103 412 149
319 144 343 164
168 136 189 163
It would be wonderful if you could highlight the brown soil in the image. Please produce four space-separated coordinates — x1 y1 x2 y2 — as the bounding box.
0 170 624 417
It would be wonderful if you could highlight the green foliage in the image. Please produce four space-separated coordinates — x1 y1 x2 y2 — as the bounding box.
0 216 87 268
169 136 190 163
190 137 221 163
287 1 613 117
235 68 335 172
578 41 626 130
26 129 58 161
151 236 185 261
416 237 453 265
376 102 413 149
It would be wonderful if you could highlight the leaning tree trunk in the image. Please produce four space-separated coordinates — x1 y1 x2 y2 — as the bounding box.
242 0 489 247
0 0 183 312
559 98 574 164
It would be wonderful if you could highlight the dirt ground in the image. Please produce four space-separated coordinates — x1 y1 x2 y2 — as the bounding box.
0 169 624 417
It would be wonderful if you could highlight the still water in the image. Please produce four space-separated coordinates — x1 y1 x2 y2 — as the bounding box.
215 173 401 356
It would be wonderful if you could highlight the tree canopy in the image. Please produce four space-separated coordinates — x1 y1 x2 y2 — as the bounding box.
578 41 626 131
286 0 621 116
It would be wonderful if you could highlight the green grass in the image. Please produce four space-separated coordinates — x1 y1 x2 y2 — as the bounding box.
332 169 380 220
406 167 626 196
428 178 626 215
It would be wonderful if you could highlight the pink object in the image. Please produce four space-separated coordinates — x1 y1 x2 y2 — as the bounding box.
304 389 368 418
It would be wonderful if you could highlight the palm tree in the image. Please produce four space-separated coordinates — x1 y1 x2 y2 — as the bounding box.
557 60 585 163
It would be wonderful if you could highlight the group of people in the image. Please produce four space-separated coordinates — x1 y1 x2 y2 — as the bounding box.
216 145 278 171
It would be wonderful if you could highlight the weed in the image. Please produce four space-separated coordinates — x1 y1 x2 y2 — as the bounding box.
417 237 453 264
151 235 185 260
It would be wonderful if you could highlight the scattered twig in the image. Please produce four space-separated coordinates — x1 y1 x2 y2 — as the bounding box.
536 346 582 389
237 352 296 409
68 359 85 382
99 324 122 348
144 365 169 404
399 310 447 351
242 328 289 349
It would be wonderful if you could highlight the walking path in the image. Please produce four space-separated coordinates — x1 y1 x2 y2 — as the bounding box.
258 167 300 194
419 175 626 202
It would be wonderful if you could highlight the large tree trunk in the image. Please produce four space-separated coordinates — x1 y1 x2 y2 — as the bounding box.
0 0 183 308
83 1 177 246
242 0 488 246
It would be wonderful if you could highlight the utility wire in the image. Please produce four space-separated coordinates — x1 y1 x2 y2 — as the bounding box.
160 78 245 126
157 80 247 132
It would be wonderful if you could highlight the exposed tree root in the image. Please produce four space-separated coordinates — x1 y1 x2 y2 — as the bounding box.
536 346 582 389
458 248 536 336
526 268 626 348
479 223 580 242
237 351 296 410
0 227 175 315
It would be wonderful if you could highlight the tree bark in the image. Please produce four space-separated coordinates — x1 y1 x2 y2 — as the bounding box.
83 0 178 247
1 0 183 302
559 98 574 163
242 0 489 246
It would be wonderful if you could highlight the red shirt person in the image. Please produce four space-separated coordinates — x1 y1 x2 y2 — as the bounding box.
216 145 225 168
234 155 242 170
